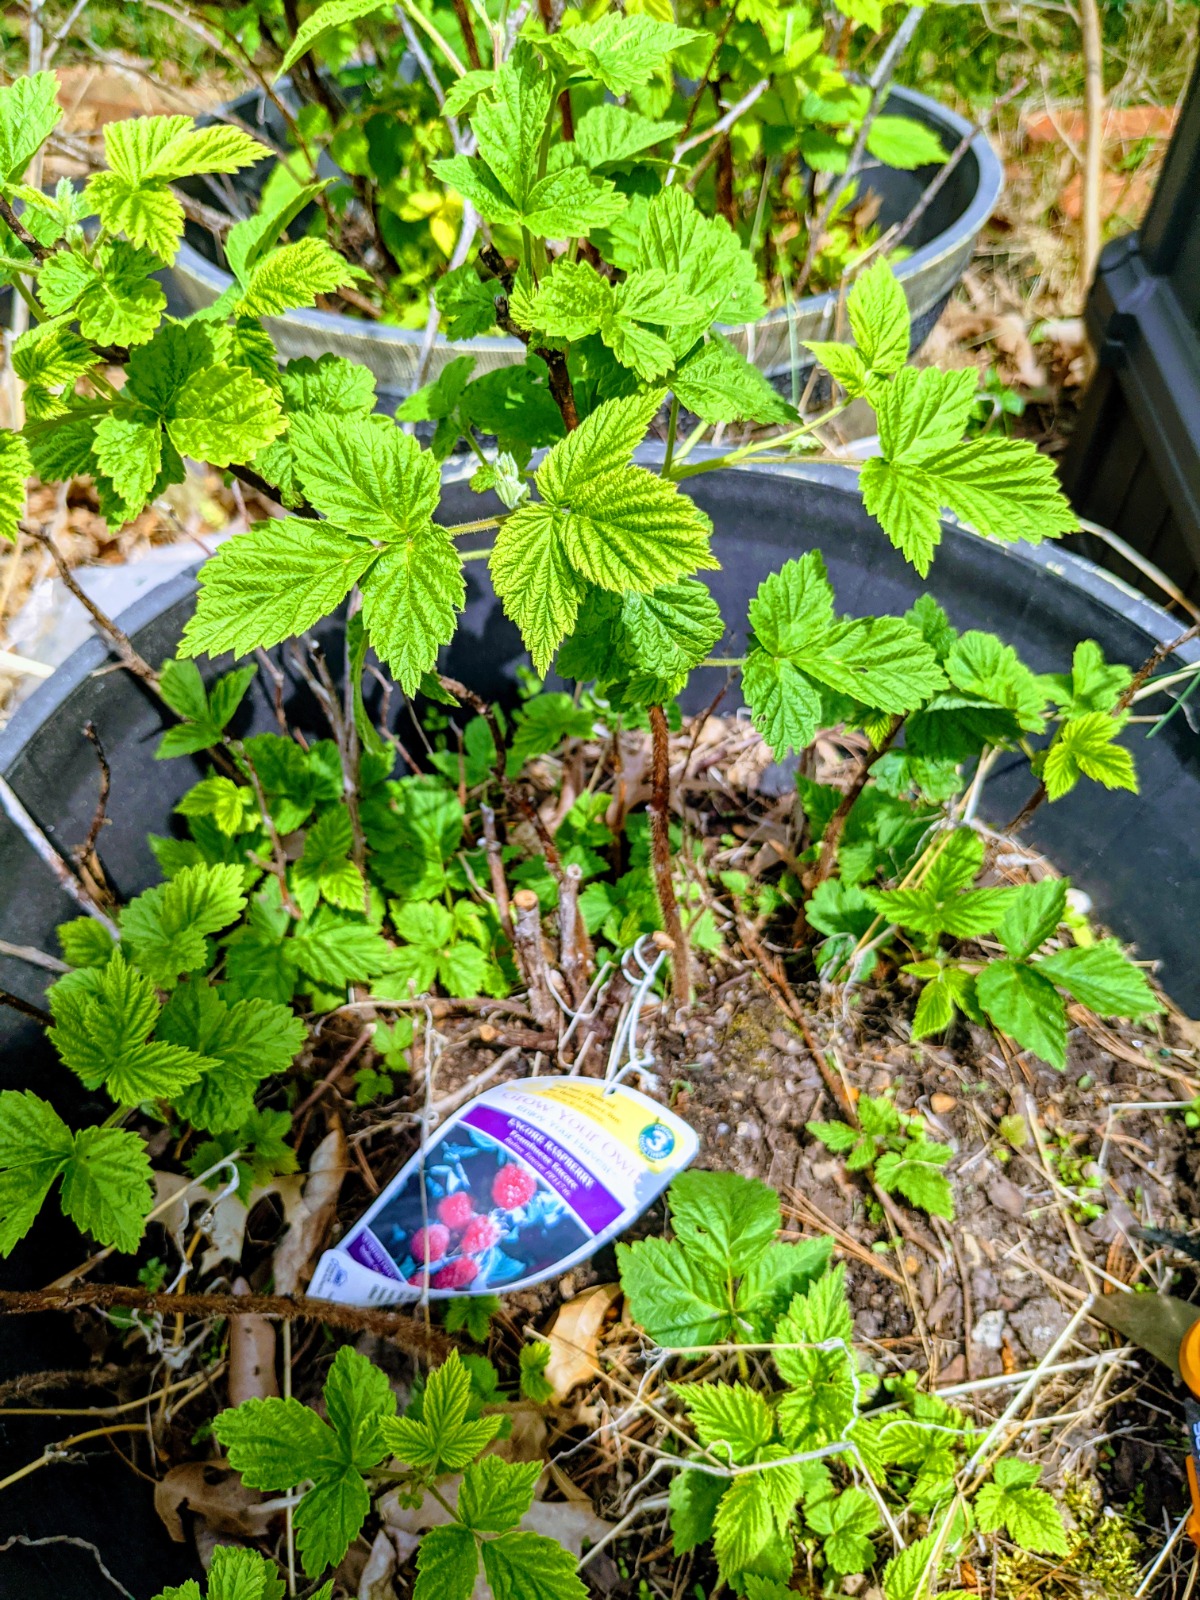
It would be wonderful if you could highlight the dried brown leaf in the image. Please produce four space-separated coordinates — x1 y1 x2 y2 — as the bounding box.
542 1283 621 1400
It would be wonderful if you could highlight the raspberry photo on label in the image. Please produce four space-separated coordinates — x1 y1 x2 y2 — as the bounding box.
492 1163 538 1212
351 1123 589 1293
436 1191 475 1229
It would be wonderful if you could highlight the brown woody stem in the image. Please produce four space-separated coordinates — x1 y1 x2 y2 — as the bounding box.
808 715 903 891
27 528 158 687
649 704 690 1008
511 889 559 1031
0 1286 452 1359
0 194 49 262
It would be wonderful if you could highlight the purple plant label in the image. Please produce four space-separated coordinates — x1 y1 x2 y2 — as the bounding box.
309 1077 699 1306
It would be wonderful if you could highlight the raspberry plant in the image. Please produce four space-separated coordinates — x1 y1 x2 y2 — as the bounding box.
0 31 1163 1272
0 32 1177 1600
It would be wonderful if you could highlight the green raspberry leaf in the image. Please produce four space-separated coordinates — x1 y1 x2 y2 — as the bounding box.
183 518 376 660
669 1466 726 1555
573 103 682 171
459 1455 541 1533
165 365 285 466
747 551 837 656
875 1141 955 1219
290 907 393 988
668 1168 781 1276
279 0 391 73
414 1523 479 1600
672 334 798 425
288 414 440 538
48 951 217 1102
1042 711 1138 801
674 1381 773 1464
517 1342 555 1405
479 1528 588 1600
92 410 162 511
620 580 723 677
294 1465 369 1577
435 263 499 339
867 115 949 170
616 1235 730 1348
60 1125 153 1252
213 1394 341 1487
238 238 365 316
361 525 465 696
847 259 910 375
995 877 1067 961
121 862 249 988
544 14 707 94
324 1344 397 1470
0 1091 75 1256
882 1533 950 1600
743 651 823 758
1035 938 1162 1020
0 429 32 543
813 1485 880 1574
807 1120 859 1153
976 958 1067 1069
711 1470 777 1577
0 73 62 185
490 503 585 675
40 242 166 346
636 184 765 348
58 916 117 969
976 1462 1069 1555
88 171 185 264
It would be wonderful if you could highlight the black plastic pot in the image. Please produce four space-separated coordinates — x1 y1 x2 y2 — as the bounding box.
166 84 1002 402
1063 52 1200 604
2 462 1197 1596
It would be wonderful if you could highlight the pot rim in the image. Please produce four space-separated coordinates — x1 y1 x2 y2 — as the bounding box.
3 459 1193 784
170 82 1004 358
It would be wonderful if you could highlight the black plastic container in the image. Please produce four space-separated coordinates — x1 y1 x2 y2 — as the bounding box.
1 462 1197 1596
1063 52 1200 603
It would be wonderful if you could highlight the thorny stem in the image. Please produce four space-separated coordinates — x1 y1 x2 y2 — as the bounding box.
436 672 563 875
0 193 49 261
648 704 690 1008
808 715 903 893
0 1286 454 1359
450 0 484 68
0 989 52 1027
0 774 120 937
25 527 158 687
74 721 112 897
481 244 579 432
234 740 303 918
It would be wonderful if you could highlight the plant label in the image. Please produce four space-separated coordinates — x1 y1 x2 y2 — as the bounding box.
309 1076 698 1303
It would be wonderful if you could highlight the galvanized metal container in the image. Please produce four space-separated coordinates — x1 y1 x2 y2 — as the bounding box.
167 84 1002 402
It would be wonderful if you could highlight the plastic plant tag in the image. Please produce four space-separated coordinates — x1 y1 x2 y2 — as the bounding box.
309 1076 698 1304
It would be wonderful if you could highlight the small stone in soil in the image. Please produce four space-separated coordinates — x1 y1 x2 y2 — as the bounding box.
1009 1294 1070 1359
987 1175 1026 1218
930 1092 957 1114
971 1308 1007 1349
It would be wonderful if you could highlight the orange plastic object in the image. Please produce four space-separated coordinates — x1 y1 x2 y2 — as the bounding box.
1186 1455 1200 1546
1181 1319 1200 1399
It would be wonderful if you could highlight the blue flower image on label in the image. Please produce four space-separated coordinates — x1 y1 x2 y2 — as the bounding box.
638 1121 675 1161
